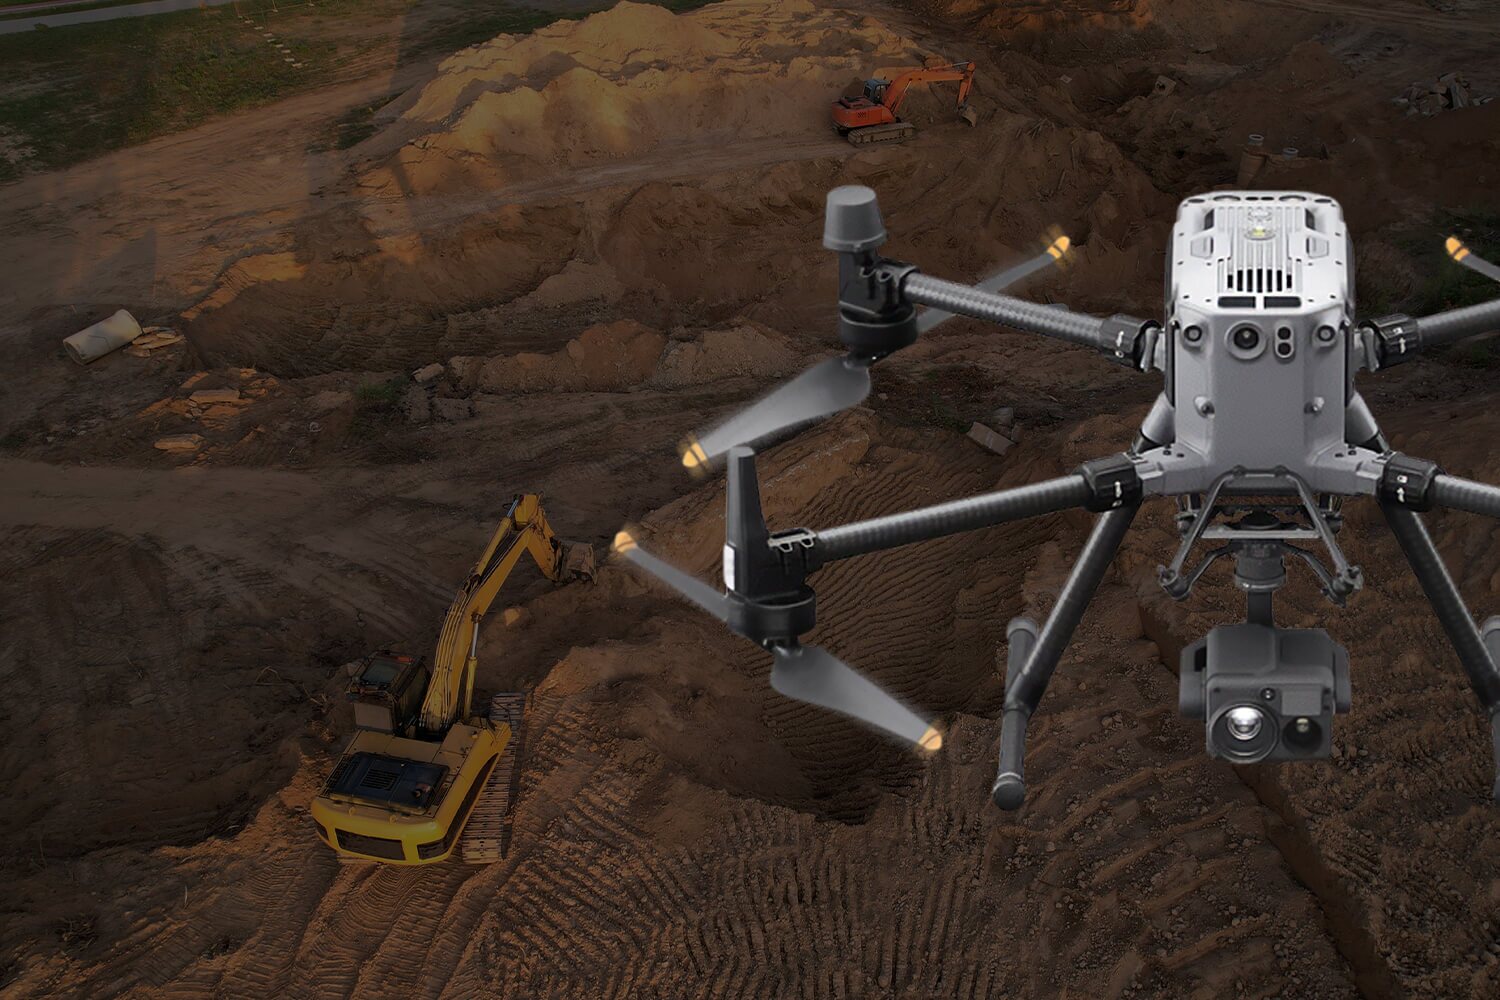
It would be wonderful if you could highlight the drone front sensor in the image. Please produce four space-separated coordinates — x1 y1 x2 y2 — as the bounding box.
620 185 1500 810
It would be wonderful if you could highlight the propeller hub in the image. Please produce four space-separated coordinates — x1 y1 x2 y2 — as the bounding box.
726 588 816 645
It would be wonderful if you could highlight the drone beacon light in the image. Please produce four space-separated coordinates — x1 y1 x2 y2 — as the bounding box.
621 185 1500 811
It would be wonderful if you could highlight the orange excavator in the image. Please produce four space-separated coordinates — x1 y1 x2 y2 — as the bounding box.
831 59 978 146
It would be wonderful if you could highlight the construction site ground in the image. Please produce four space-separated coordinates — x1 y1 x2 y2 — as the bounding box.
3 0 1500 996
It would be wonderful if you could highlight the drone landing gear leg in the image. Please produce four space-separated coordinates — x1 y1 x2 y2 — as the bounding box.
993 502 1141 809
1380 501 1500 800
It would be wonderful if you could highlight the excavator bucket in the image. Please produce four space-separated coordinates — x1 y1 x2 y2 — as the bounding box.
564 542 597 581
958 105 978 127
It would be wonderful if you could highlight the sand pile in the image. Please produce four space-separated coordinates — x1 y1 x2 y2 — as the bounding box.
365 0 931 195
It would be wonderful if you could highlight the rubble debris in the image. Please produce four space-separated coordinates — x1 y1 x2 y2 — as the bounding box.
1152 75 1177 97
412 362 445 384
988 407 1017 438
1395 72 1491 115
966 421 1014 456
63 309 141 365
448 356 488 391
402 385 431 424
126 328 185 357
432 397 475 422
189 388 242 405
153 433 205 453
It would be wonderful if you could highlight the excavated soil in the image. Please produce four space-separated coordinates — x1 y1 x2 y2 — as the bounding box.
3 0 1500 997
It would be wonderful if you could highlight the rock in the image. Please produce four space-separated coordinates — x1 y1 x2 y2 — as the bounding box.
154 433 204 453
307 389 352 414
448 356 487 391
1414 93 1445 116
989 406 1015 429
432 397 475 422
402 385 430 424
967 422 1014 456
1152 75 1176 96
412 362 445 384
501 606 531 628
189 388 241 405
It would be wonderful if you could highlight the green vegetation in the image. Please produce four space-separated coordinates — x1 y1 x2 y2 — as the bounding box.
1399 207 1500 316
329 94 395 151
354 377 404 411
0 0 351 181
0 0 726 183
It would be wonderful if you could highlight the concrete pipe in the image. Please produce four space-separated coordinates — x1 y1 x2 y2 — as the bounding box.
63 309 141 365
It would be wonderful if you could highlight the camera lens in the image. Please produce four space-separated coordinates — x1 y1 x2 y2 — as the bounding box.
1210 704 1277 762
1225 706 1264 741
1282 716 1323 752
1232 326 1261 351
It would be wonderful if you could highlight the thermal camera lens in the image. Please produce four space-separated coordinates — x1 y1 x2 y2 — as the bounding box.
1232 326 1261 351
1225 706 1265 741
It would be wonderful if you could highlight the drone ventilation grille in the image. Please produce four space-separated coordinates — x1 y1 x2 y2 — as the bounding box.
1214 204 1301 295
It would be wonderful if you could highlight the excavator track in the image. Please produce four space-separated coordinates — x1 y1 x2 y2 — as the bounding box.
459 692 527 864
845 122 917 146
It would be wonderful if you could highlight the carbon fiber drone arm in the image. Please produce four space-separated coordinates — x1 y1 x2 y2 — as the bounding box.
901 271 1159 369
1363 238 1500 368
1363 299 1500 369
771 454 1141 571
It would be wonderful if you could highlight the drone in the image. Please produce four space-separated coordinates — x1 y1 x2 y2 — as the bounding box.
614 184 1500 809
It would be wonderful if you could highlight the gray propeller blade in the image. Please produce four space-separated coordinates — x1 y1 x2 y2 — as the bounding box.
613 531 729 622
769 643 942 751
681 356 873 471
1449 236 1500 284
916 234 1072 334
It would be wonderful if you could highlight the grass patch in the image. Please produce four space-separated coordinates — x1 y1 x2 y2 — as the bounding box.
329 92 398 150
1394 207 1500 316
0 0 727 182
0 1 351 181
354 377 404 410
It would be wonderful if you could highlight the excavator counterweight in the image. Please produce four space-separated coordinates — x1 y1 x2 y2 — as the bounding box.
311 494 592 865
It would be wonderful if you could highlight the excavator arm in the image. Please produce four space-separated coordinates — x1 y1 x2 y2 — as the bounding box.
417 494 591 732
880 61 975 116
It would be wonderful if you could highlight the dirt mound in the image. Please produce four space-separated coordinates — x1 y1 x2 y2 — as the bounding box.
364 0 928 196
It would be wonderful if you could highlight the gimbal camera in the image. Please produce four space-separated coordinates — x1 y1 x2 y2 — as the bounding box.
616 185 1500 809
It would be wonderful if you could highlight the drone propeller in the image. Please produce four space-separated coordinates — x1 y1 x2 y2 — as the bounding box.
769 643 942 749
613 530 940 750
679 231 1072 473
915 234 1072 334
1448 236 1500 284
680 356 872 473
613 530 729 622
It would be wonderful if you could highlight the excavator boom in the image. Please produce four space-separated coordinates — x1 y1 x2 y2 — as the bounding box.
419 493 583 732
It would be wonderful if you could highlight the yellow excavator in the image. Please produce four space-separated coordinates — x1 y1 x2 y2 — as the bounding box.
311 494 594 865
